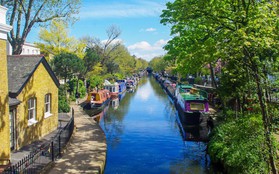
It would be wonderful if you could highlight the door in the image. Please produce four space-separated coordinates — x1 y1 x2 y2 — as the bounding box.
9 109 16 150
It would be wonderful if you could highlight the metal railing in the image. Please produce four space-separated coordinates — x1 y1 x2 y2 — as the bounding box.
3 108 75 174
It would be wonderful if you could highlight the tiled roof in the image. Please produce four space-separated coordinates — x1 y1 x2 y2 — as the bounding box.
7 55 59 97
9 97 21 106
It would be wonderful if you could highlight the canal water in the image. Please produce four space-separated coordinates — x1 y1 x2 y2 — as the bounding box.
97 76 210 174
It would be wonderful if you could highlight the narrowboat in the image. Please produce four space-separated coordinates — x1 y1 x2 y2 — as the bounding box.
126 80 135 89
175 84 209 125
104 81 119 98
85 89 111 109
116 79 127 94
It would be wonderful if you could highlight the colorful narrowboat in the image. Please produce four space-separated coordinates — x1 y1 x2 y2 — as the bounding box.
126 80 135 89
104 82 119 98
86 89 111 108
116 79 127 94
175 84 209 125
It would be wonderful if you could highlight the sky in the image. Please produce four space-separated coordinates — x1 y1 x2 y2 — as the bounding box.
27 0 173 62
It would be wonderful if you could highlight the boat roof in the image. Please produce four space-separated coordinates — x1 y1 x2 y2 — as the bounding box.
181 93 206 101
89 89 110 94
178 84 193 89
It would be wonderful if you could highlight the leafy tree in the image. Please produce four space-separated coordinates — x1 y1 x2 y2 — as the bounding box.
83 47 101 76
83 25 121 67
161 0 279 172
2 0 80 55
52 52 85 82
58 85 70 113
109 44 136 75
149 56 168 73
36 19 86 59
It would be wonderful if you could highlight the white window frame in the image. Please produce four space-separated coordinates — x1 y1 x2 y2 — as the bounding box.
44 93 52 118
28 98 37 126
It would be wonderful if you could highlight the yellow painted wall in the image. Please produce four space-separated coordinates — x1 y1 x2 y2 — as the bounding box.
0 39 10 162
16 63 58 148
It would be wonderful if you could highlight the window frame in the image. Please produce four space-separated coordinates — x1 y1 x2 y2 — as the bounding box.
28 97 37 126
44 93 52 118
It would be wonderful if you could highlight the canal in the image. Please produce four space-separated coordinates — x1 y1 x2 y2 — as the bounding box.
96 76 209 174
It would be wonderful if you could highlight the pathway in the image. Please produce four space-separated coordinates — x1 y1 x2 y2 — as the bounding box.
47 102 107 174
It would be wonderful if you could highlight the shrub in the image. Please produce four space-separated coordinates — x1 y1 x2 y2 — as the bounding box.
208 113 271 173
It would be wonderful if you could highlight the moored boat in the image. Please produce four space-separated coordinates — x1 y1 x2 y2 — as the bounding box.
126 79 135 89
104 81 119 98
175 84 209 125
116 79 127 94
85 89 111 109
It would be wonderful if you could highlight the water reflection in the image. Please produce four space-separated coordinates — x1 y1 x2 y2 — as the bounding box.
96 76 210 173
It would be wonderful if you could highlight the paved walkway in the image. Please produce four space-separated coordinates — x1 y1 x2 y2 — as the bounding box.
48 103 107 174
10 113 71 164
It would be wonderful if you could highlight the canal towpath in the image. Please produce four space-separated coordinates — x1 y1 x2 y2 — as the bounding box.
47 100 107 174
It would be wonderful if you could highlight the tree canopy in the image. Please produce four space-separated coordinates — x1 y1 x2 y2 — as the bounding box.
2 0 81 55
161 0 279 173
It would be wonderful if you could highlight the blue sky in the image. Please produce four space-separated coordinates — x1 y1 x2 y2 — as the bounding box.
27 0 172 62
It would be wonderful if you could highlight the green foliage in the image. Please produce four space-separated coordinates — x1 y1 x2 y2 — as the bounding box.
194 77 202 85
88 75 103 90
52 52 85 81
149 56 168 72
58 85 70 113
83 47 101 76
67 78 86 98
6 0 81 55
208 113 270 173
36 19 86 58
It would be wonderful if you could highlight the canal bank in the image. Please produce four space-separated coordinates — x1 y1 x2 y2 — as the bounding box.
47 102 107 174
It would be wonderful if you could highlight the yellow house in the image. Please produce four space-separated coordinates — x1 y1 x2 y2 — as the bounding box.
0 5 12 165
7 55 60 149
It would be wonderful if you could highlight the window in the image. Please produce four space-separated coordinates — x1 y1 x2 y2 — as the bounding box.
44 94 52 118
28 98 37 125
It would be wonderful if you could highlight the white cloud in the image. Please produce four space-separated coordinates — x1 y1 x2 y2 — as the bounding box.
127 39 168 61
80 1 164 19
145 28 156 32
101 39 123 45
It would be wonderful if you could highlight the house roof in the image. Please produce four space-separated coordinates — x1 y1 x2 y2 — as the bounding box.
9 97 21 106
7 55 60 97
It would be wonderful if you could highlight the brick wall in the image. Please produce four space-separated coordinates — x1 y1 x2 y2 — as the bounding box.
0 38 11 162
16 63 58 148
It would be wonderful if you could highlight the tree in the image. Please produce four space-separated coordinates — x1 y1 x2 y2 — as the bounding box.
36 19 86 59
52 52 85 82
149 56 167 73
83 47 101 76
161 0 279 173
83 25 121 67
2 0 80 55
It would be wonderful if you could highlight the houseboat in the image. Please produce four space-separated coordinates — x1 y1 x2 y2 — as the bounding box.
85 89 111 109
104 80 119 98
175 84 209 125
126 79 135 89
116 79 127 94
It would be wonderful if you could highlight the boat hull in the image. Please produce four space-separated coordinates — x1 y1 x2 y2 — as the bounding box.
176 102 202 125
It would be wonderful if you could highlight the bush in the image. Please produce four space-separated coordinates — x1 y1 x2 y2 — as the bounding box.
194 76 203 85
208 113 271 173
58 85 70 113
58 95 70 113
